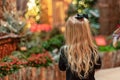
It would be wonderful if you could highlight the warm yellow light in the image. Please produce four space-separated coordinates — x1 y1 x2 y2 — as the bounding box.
79 1 84 5
84 4 88 8
36 15 40 20
61 26 65 33
26 0 40 22
78 9 82 13
72 0 77 5
27 0 36 10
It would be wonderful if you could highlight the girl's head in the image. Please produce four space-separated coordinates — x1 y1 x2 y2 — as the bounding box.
64 15 98 78
65 15 92 45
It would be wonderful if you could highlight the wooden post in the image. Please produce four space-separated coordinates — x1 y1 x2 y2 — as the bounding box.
0 0 2 19
98 0 120 35
117 0 120 20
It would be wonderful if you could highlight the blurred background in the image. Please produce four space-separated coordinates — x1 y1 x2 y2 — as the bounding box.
0 0 120 80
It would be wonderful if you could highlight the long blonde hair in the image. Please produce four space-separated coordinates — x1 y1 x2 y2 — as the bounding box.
64 16 99 78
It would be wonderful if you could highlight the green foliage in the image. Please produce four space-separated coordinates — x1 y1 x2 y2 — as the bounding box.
75 0 97 11
27 57 52 68
48 27 62 38
98 45 116 52
0 65 20 77
21 46 43 57
65 4 77 20
66 0 99 35
42 34 64 52
0 50 52 77
1 57 13 62
0 56 21 77
0 11 26 34
98 41 120 52
84 8 100 35
18 39 44 57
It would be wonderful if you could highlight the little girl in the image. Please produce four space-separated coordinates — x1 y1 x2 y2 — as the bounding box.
58 14 101 80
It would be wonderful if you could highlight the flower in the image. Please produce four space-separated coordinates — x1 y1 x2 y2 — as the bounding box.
27 52 52 67
95 35 107 46
30 24 52 33
0 52 52 77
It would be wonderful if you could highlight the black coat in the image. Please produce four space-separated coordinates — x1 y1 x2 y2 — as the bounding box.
58 46 101 80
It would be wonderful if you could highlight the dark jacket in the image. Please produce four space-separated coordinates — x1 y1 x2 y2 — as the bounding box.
58 46 101 80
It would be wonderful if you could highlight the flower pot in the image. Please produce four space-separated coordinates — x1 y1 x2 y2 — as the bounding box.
0 33 20 59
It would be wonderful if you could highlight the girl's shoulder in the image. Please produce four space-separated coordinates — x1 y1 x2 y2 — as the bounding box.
59 45 68 56
60 45 68 52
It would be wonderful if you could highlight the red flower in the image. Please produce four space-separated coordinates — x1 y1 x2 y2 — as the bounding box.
0 62 7 66
30 24 52 33
30 24 38 32
95 35 107 46
27 52 52 66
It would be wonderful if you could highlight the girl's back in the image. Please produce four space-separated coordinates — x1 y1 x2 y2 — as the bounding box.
58 14 101 80
59 46 101 80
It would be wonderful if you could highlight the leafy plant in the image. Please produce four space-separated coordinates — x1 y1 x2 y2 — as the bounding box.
0 11 26 35
66 0 100 35
98 44 116 52
0 51 52 77
98 44 120 52
42 34 64 52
